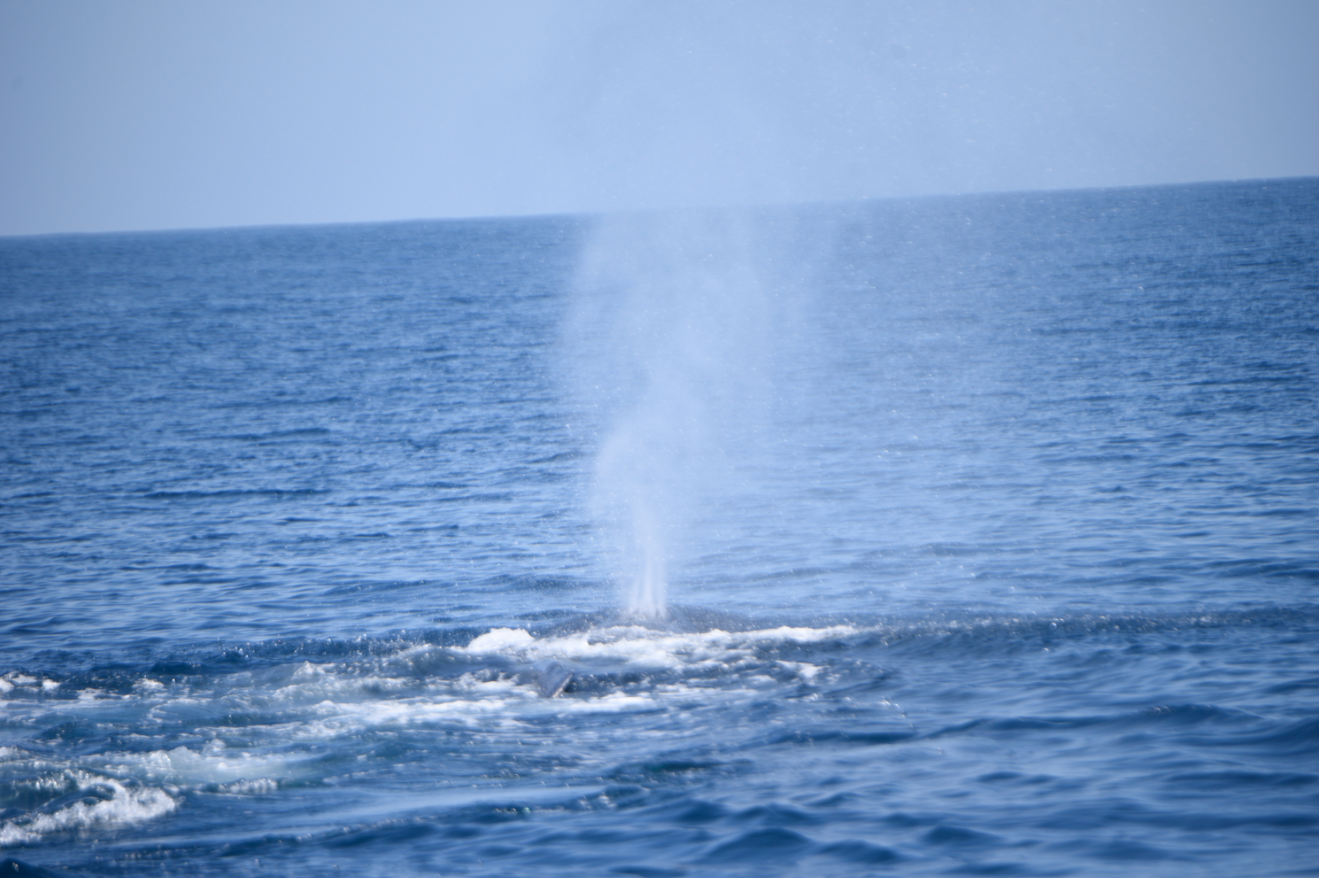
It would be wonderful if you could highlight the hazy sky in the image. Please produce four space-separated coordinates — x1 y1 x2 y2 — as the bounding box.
2 0 1317 235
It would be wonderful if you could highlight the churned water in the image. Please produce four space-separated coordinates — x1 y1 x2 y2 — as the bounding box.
2 179 1317 875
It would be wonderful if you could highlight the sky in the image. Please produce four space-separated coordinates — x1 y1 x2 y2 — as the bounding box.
1 0 1317 236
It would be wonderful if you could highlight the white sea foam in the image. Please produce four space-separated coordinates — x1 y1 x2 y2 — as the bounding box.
292 684 668 738
107 745 292 786
0 625 855 792
0 625 849 854
459 623 857 673
0 772 175 847
247 652 732 740
464 627 536 652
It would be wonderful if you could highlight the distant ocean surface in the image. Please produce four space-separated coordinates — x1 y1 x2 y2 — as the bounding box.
2 179 1318 876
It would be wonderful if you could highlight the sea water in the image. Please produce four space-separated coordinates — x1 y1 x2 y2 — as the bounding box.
1 179 1317 876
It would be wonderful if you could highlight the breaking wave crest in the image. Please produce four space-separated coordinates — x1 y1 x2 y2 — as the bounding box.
0 767 175 847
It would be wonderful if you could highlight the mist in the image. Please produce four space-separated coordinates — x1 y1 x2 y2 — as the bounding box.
563 209 808 615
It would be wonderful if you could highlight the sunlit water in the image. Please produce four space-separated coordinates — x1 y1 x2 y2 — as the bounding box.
2 179 1318 876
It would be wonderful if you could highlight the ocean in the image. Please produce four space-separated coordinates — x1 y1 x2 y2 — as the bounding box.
1 178 1317 876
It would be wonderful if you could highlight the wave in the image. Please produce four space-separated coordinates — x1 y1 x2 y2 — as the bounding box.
0 768 175 848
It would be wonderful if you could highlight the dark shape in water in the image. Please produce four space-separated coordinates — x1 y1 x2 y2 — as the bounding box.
533 659 574 698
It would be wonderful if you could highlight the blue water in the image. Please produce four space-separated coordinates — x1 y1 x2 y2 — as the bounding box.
2 179 1317 876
